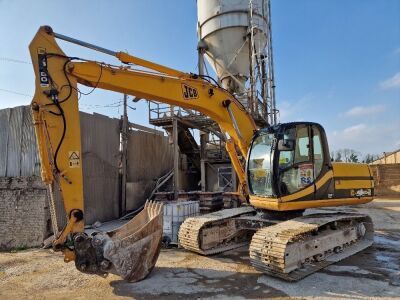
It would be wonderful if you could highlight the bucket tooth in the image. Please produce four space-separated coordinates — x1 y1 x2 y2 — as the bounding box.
73 200 163 282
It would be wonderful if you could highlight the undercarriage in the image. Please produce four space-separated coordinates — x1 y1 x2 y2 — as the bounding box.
178 207 374 281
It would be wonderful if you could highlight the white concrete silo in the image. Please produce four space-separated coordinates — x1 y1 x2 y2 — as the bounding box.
197 0 269 94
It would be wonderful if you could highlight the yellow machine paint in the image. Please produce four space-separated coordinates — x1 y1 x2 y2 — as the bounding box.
30 39 85 240
29 26 374 282
250 163 374 211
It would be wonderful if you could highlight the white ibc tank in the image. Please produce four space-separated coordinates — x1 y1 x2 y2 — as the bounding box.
197 0 268 93
163 201 199 245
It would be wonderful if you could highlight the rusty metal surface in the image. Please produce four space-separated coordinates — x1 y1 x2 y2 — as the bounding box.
104 201 164 282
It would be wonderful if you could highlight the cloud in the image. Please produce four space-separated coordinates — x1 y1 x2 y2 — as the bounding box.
380 72 400 90
342 123 367 137
343 105 385 117
328 121 400 155
278 93 315 122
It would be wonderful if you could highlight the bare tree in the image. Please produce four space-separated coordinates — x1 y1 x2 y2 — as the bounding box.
363 153 379 163
330 150 343 162
332 149 361 163
349 153 359 163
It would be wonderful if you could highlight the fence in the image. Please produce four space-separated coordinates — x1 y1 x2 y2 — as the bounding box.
371 150 400 165
0 106 40 177
0 106 121 226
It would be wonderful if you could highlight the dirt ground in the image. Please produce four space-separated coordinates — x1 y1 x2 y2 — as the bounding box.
1 199 400 299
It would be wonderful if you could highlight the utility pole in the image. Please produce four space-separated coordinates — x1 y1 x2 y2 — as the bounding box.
173 118 180 199
266 0 277 125
197 31 208 193
121 94 128 216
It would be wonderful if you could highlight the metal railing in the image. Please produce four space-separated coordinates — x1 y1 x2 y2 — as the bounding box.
148 101 201 121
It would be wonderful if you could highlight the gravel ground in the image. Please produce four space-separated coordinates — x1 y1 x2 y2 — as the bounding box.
1 199 399 299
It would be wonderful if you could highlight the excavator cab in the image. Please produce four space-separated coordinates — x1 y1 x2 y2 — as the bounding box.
247 122 373 211
248 122 331 199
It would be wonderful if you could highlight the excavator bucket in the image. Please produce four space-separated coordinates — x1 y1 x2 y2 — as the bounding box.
73 201 164 282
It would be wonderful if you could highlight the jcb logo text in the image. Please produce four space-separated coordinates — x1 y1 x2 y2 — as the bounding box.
182 84 198 100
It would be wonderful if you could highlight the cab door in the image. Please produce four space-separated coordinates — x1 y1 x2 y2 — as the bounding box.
277 123 332 200
277 124 315 197
311 124 335 199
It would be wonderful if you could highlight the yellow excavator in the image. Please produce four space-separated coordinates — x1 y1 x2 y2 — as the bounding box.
29 26 374 282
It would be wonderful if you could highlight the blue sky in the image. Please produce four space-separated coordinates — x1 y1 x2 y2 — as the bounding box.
0 0 399 156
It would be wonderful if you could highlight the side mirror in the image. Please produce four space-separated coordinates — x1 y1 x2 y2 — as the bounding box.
278 139 295 151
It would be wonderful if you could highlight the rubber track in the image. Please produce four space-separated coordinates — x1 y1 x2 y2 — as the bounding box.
178 206 255 255
249 213 374 281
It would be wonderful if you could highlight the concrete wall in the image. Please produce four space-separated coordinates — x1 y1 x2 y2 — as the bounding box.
370 164 400 198
126 130 174 211
0 177 50 250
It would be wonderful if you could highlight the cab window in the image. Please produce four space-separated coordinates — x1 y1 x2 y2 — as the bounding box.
294 126 310 164
248 133 274 196
312 126 323 178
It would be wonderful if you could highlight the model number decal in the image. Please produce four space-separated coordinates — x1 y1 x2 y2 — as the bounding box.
182 84 198 100
37 48 49 87
351 189 371 197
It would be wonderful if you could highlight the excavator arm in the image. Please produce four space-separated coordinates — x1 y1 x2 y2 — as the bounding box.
29 26 256 281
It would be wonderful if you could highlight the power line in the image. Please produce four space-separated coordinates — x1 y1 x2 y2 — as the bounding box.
0 88 32 98
0 87 130 112
79 100 123 109
0 57 32 65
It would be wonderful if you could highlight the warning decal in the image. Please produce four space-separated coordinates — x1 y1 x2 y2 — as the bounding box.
68 151 80 168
